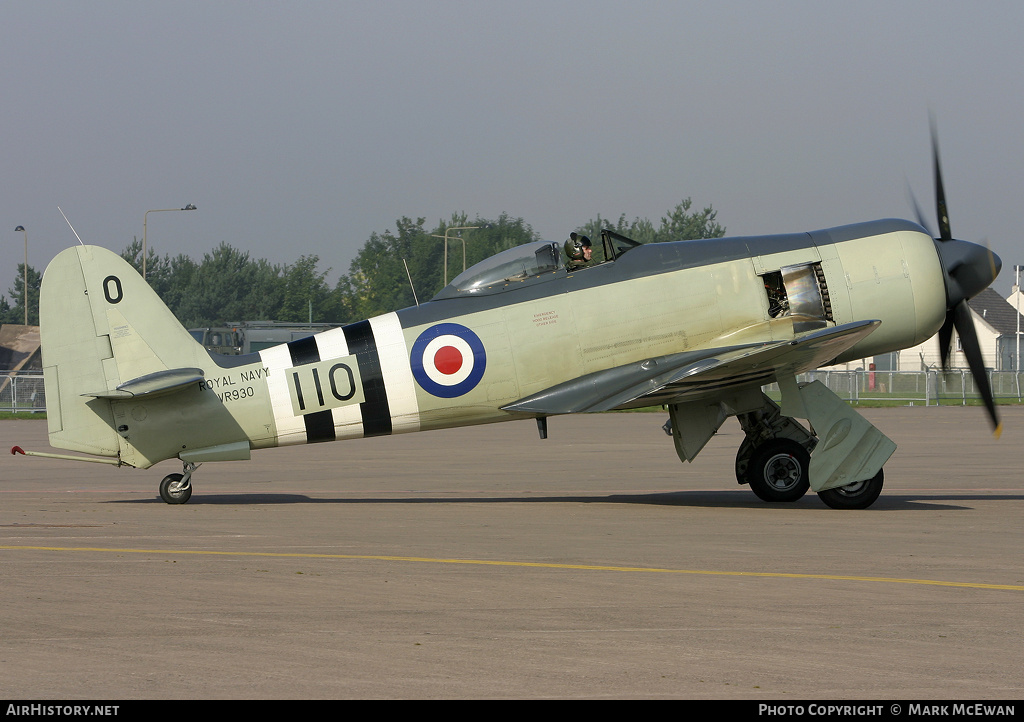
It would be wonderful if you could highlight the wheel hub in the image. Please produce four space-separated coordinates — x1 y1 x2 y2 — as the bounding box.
764 454 801 490
833 479 867 496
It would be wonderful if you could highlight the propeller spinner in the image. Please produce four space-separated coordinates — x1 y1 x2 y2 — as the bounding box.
924 124 1002 436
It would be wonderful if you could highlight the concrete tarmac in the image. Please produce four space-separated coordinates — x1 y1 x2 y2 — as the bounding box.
1 407 1022 699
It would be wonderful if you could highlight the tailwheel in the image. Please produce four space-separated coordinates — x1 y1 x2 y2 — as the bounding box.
159 473 192 504
159 470 193 505
745 438 810 503
818 469 884 510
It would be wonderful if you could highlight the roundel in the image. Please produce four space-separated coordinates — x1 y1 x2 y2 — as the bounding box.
410 323 487 398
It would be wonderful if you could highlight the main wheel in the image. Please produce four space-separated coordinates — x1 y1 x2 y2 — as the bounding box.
159 473 192 505
746 438 810 503
818 470 884 510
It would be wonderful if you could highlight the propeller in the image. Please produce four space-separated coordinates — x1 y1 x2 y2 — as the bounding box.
924 121 1002 437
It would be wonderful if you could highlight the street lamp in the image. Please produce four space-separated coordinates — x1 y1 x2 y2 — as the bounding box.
429 225 484 287
1016 264 1022 374
142 204 197 280
13 225 27 325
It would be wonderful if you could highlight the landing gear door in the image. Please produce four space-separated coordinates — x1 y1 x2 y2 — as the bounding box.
795 381 896 492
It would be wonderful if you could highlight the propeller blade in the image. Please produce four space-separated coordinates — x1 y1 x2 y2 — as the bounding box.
921 119 1001 436
908 185 936 238
931 117 952 241
937 312 955 371
952 300 1001 436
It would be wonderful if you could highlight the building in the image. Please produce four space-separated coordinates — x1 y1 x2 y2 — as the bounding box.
0 324 41 372
824 287 1024 372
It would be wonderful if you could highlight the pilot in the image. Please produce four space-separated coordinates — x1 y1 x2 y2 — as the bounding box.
564 232 593 270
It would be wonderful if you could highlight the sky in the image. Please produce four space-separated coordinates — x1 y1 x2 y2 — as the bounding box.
3 1 1023 294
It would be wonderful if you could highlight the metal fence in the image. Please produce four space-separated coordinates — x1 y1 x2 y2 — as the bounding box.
3 369 1024 414
765 369 1024 406
0 372 46 414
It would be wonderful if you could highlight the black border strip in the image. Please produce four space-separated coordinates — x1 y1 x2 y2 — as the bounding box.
343 320 393 438
286 336 336 443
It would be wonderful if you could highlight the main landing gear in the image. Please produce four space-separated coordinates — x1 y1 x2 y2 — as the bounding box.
736 403 814 504
733 389 888 509
668 383 893 510
159 461 200 504
737 433 884 508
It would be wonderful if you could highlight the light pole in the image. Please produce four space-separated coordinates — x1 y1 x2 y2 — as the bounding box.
13 225 27 325
429 225 483 287
1016 264 1022 373
143 204 197 280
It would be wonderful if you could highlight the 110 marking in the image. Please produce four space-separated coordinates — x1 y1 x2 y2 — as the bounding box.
286 355 365 416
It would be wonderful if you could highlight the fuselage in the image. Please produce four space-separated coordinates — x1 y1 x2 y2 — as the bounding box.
41 219 952 469
203 219 946 451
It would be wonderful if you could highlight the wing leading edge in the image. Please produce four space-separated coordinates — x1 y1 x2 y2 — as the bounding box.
501 320 881 415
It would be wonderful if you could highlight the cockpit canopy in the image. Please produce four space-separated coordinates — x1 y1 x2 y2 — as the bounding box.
430 230 643 300
432 241 562 299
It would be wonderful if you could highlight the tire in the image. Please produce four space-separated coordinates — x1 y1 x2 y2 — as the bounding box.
818 469 884 510
159 473 192 505
746 438 811 503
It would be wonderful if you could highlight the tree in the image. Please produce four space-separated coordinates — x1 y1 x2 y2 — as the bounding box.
120 237 167 283
173 243 284 327
656 198 725 242
119 240 348 327
1 264 42 325
98 199 726 328
576 198 725 251
337 213 540 317
0 294 13 325
339 217 428 319
159 254 201 321
279 255 340 323
121 238 186 317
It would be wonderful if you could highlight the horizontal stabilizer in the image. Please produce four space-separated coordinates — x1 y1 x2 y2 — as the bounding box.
502 320 880 415
83 367 205 400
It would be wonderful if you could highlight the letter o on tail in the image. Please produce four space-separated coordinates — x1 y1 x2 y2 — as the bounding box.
103 276 123 304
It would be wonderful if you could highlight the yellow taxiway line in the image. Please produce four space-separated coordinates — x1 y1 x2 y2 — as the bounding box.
2 544 1022 591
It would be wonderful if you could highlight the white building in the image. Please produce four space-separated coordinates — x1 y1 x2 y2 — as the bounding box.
824 287 1024 372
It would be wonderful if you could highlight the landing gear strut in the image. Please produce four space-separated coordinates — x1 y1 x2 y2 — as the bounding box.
159 461 200 504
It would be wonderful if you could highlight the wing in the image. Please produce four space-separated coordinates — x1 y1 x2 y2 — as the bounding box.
501 320 880 415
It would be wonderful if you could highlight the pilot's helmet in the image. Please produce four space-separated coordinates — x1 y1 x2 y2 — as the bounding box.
564 232 592 261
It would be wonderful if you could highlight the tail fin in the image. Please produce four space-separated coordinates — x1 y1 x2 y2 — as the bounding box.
41 245 207 461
